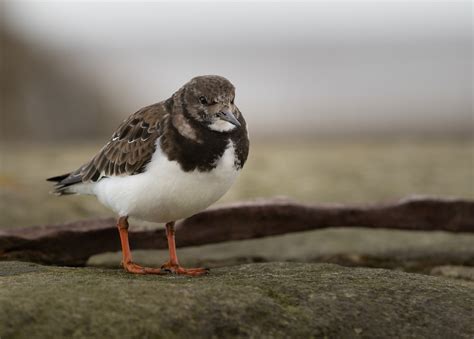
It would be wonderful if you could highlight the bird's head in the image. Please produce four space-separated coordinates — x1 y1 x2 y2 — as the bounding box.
175 75 242 133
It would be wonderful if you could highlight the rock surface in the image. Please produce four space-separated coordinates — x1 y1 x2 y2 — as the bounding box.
1 261 473 338
89 227 474 278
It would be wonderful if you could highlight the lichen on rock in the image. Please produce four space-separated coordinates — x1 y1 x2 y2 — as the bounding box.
0 261 473 338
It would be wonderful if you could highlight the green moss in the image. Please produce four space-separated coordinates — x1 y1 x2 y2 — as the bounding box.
1 261 473 338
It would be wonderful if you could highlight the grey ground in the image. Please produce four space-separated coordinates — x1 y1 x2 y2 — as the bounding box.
2 228 474 338
1 261 473 339
1 225 473 338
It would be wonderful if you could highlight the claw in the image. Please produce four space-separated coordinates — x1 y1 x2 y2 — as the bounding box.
122 261 165 275
160 261 209 276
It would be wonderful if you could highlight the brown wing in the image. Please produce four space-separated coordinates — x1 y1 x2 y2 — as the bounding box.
48 102 169 191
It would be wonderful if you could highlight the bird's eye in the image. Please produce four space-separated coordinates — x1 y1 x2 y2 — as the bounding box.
199 96 208 105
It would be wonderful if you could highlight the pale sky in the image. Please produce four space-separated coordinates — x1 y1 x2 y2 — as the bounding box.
2 1 472 137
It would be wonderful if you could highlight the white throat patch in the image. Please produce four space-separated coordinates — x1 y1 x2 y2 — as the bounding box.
209 120 237 132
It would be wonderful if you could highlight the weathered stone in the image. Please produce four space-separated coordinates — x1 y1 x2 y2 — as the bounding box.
1 261 472 338
431 265 474 281
89 227 474 275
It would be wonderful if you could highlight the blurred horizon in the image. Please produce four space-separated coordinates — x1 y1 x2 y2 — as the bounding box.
1 1 472 141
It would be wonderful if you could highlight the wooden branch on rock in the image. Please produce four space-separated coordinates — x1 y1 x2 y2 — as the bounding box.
0 196 472 266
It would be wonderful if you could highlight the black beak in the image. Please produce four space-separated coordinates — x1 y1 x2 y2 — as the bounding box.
219 111 241 127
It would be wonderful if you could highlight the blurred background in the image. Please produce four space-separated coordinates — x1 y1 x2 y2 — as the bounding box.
0 0 472 230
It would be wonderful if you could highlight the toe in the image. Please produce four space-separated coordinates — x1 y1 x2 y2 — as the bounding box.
123 262 165 275
176 267 210 276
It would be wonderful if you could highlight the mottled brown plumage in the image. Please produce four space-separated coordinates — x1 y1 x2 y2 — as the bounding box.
47 75 249 194
82 103 167 180
47 102 167 189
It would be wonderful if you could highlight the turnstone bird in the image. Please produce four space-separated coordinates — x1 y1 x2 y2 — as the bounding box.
47 75 249 276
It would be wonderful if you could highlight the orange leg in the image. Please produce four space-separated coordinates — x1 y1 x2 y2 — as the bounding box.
160 221 209 276
117 216 164 275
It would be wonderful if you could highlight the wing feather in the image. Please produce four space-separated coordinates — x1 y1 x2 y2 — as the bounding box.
48 102 170 193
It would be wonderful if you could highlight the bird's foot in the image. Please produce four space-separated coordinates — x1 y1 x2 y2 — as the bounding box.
122 261 165 275
160 261 209 276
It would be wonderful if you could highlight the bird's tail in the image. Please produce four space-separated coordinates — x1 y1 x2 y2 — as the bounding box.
46 172 79 195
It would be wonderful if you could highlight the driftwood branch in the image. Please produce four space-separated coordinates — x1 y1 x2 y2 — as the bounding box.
0 196 473 266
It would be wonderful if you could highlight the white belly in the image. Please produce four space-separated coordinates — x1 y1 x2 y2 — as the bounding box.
93 140 240 222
